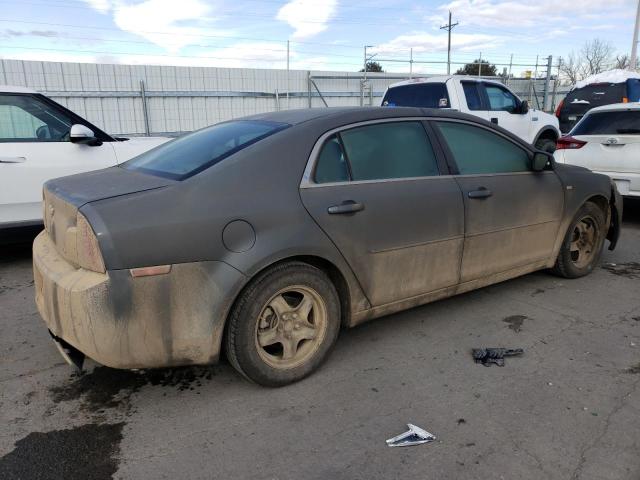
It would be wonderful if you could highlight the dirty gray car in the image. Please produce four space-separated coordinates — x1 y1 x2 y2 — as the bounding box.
33 107 623 386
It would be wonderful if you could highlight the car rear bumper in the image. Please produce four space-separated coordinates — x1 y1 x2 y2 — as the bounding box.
33 231 245 369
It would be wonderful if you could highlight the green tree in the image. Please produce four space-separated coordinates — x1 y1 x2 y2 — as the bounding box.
455 59 497 76
360 61 384 72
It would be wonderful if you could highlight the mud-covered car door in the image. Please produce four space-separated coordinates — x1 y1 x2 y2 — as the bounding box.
432 119 564 283
300 120 464 307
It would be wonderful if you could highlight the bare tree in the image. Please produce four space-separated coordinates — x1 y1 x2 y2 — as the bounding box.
559 52 581 85
580 38 615 76
559 38 616 85
614 54 640 69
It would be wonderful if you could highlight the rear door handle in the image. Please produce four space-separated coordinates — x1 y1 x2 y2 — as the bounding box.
327 200 364 214
468 187 492 199
0 156 26 163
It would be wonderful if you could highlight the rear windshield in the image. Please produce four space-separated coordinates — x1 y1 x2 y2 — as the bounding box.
382 83 450 108
572 110 640 135
562 83 626 114
122 120 289 180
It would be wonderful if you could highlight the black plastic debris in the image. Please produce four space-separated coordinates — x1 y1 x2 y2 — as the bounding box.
472 348 523 367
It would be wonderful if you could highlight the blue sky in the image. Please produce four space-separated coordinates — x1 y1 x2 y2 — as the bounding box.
0 0 636 74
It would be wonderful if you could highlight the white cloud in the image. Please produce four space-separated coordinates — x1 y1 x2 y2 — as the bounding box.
81 0 221 53
373 31 503 55
429 0 629 28
82 0 112 14
276 0 338 39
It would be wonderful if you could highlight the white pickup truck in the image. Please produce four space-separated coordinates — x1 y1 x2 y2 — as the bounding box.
382 76 560 151
0 86 170 233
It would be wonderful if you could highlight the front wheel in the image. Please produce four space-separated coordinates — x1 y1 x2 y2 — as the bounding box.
535 137 557 153
225 261 340 386
552 202 607 278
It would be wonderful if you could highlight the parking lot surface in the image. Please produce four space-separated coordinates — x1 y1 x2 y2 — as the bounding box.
1 201 639 480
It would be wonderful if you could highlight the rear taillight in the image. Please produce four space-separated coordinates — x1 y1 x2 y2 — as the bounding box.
554 99 564 118
76 212 105 273
623 97 629 103
556 136 587 150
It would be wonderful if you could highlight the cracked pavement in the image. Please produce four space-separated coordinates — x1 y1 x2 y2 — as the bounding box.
1 199 639 479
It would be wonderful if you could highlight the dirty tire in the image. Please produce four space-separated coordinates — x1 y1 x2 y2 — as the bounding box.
535 137 556 153
552 202 607 278
225 261 340 387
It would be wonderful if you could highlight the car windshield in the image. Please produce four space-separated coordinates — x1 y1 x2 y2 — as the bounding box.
382 83 450 108
571 110 640 135
122 120 289 180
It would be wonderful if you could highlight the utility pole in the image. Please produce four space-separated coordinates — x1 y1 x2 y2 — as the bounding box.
440 11 458 75
362 45 376 106
409 48 413 79
286 40 290 108
631 0 640 70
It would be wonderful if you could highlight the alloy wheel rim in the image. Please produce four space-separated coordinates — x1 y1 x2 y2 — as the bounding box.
570 216 598 269
254 285 328 369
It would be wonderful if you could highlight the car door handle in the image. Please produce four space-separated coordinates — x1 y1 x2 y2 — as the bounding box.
490 117 498 124
0 156 26 163
327 200 364 214
468 187 493 199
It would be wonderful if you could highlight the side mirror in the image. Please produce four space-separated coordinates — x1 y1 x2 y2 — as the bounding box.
518 100 529 114
69 124 101 146
532 151 552 172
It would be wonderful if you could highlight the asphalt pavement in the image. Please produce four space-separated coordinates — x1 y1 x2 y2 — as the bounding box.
1 200 639 480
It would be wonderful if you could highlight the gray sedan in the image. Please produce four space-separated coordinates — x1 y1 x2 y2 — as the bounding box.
33 107 622 386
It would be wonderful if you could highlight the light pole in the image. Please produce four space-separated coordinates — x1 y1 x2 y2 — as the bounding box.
631 0 640 70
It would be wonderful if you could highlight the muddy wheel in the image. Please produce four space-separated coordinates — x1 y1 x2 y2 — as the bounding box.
552 202 607 278
225 261 340 386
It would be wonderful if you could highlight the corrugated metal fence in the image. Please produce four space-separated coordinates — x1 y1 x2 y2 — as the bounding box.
0 59 567 137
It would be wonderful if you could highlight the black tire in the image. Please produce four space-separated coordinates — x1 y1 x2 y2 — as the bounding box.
552 202 607 278
535 137 557 153
225 261 340 387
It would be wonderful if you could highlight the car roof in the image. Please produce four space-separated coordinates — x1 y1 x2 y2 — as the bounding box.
586 102 640 114
242 106 478 126
387 75 501 89
0 85 37 94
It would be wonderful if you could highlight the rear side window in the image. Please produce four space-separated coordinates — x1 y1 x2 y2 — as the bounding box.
572 110 640 135
314 135 349 183
123 120 288 180
436 121 530 174
340 122 439 181
461 82 483 111
382 83 450 108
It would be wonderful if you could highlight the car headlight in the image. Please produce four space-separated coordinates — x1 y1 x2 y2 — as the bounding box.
76 212 105 273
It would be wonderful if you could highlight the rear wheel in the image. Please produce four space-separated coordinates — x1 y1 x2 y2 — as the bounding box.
552 202 607 278
225 261 340 386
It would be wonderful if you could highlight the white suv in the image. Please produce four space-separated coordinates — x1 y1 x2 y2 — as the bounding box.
554 102 640 197
0 86 170 231
382 76 560 151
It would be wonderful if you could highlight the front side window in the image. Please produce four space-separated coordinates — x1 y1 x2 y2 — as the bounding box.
339 121 439 181
382 83 450 108
123 120 289 180
572 110 640 135
436 121 530 174
484 84 518 113
461 82 483 111
0 94 74 142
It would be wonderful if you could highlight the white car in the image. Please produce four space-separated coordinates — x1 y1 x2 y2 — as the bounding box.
381 76 561 151
554 102 640 197
0 86 170 231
